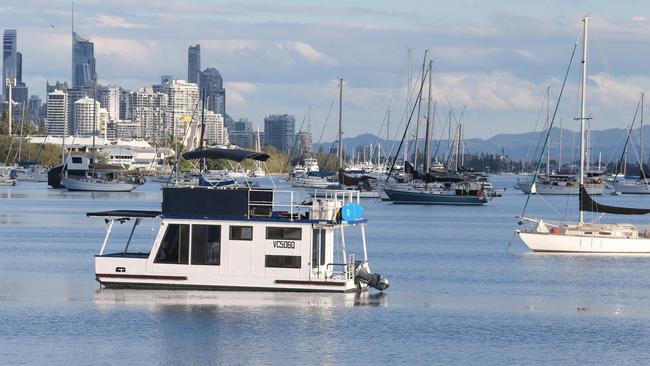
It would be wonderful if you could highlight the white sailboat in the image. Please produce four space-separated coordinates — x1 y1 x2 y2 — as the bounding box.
610 92 650 194
517 16 650 253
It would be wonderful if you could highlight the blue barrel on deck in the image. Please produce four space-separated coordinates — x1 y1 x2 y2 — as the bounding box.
341 203 364 221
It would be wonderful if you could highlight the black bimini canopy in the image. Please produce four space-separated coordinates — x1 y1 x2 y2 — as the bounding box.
579 186 650 215
87 210 161 218
182 148 270 162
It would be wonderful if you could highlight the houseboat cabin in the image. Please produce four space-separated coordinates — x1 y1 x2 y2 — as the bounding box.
88 148 389 293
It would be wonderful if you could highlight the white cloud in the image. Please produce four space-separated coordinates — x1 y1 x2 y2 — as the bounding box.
589 73 642 107
95 15 148 29
199 39 258 52
513 48 535 60
276 41 337 65
632 16 647 22
91 36 159 65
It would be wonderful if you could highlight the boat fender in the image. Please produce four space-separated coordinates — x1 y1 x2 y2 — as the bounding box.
550 227 561 234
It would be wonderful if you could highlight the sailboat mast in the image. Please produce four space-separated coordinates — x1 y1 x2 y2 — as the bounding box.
546 85 551 177
92 86 96 173
579 15 589 225
199 89 206 172
63 2 74 165
338 78 343 170
424 60 433 175
413 50 428 171
559 118 563 171
641 92 645 168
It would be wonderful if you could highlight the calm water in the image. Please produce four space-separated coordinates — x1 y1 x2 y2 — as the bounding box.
3 176 650 365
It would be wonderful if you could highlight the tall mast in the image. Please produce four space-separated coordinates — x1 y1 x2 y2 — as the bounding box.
641 91 645 168
63 2 74 165
424 60 433 175
199 89 206 172
559 118 563 172
92 87 96 174
413 50 428 170
546 85 551 177
338 78 343 170
578 15 589 225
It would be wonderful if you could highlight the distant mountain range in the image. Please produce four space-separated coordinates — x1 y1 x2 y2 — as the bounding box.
314 126 650 163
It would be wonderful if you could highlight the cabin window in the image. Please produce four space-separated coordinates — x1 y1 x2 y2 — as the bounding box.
266 227 302 240
265 255 301 269
154 224 190 264
71 157 82 164
191 225 221 265
312 229 326 268
230 226 253 241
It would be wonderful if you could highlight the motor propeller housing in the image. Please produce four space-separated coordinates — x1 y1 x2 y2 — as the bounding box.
355 263 389 291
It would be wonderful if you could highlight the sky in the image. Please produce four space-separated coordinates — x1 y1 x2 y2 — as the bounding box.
3 0 650 141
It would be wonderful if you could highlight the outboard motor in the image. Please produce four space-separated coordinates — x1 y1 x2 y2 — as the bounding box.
354 262 389 291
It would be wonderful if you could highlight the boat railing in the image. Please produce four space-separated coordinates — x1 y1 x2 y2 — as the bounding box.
247 188 360 222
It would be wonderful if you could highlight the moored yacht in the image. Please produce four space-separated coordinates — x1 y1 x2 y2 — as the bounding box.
88 148 389 292
0 165 17 186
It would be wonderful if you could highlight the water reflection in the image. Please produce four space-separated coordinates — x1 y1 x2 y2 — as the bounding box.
94 288 389 310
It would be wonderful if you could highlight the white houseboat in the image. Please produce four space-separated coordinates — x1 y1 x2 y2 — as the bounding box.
88 148 389 293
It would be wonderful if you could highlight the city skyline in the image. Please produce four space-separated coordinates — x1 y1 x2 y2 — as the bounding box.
3 1 650 140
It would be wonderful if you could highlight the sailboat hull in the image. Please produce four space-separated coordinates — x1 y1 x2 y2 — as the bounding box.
517 180 604 195
611 181 650 194
518 231 650 253
62 178 137 192
383 189 488 205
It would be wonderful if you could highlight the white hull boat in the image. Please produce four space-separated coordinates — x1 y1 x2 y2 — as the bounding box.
516 177 604 195
517 17 650 254
609 180 650 194
87 148 389 293
62 177 137 192
518 221 650 253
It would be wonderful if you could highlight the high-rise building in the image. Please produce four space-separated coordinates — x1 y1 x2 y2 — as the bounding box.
168 80 199 140
154 74 173 93
46 81 68 94
72 32 96 87
264 114 295 153
115 119 141 140
28 95 41 122
187 44 200 84
203 110 228 145
119 88 130 120
228 118 253 148
129 86 169 141
11 82 28 107
296 131 313 155
97 85 120 121
199 67 226 117
73 96 100 136
46 89 68 136
66 86 91 133
2 29 17 100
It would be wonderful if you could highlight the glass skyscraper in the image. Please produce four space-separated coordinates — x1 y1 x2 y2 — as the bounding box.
199 67 226 117
187 44 200 84
264 114 295 153
72 32 96 87
3 29 17 100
